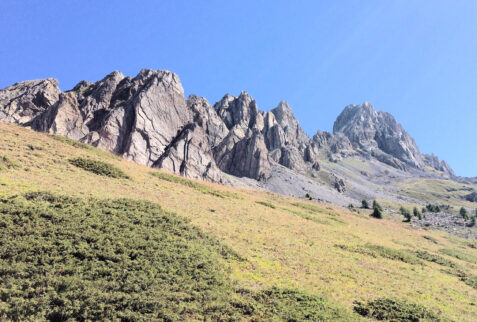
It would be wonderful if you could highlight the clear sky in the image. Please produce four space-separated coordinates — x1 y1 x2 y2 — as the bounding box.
1 1 476 176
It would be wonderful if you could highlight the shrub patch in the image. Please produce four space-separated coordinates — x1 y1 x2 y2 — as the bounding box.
69 157 129 179
353 298 442 321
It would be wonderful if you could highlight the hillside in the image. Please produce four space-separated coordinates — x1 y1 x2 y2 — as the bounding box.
0 122 476 320
1 69 476 240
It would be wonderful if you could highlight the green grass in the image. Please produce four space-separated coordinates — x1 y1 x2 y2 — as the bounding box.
50 134 121 160
150 171 239 199
439 248 477 264
0 155 21 171
256 201 276 209
414 250 458 268
282 207 331 225
291 201 340 217
423 235 440 244
50 134 92 150
0 191 352 320
353 298 443 321
68 157 130 179
248 287 353 321
337 243 421 265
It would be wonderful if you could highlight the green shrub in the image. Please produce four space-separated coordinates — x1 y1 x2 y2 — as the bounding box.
336 244 421 265
353 298 441 321
69 157 129 179
373 200 383 211
250 287 352 321
426 204 441 213
282 208 331 225
50 135 121 160
256 201 276 209
150 171 239 199
400 206 412 222
361 200 369 209
423 235 439 244
413 207 422 220
439 248 477 264
371 200 383 219
468 216 476 227
0 155 21 170
460 207 469 221
462 276 477 290
0 193 236 320
414 250 458 268
51 134 93 150
371 207 382 219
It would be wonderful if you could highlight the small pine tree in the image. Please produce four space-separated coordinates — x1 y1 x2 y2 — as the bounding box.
400 206 412 222
460 207 469 221
371 200 383 219
467 216 476 227
373 200 383 212
371 207 382 219
362 200 369 209
469 216 476 227
413 207 422 220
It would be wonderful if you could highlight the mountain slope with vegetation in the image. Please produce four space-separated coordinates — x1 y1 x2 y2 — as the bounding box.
0 122 476 320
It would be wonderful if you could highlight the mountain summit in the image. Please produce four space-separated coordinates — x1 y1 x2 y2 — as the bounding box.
0 69 456 204
332 102 454 175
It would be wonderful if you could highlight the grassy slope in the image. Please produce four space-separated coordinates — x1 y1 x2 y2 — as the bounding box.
396 178 477 210
0 123 476 320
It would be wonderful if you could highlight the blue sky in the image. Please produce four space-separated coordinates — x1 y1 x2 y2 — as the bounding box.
1 1 476 176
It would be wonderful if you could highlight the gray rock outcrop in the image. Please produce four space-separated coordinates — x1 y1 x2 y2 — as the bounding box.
0 69 456 188
332 102 454 176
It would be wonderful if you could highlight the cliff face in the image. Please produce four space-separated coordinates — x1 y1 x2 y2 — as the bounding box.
0 69 455 185
331 102 454 176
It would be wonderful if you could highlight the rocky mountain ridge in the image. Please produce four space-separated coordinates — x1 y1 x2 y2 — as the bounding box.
0 69 456 197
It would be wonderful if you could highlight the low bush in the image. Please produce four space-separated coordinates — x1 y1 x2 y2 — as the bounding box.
423 235 439 244
0 192 235 320
468 216 476 227
361 199 369 209
51 134 93 150
414 250 458 268
69 157 129 179
400 206 412 222
250 287 352 321
413 207 422 220
256 201 276 209
353 298 441 321
439 248 477 264
426 204 441 213
462 276 477 290
0 155 21 170
371 200 383 219
150 171 239 199
50 135 121 160
282 208 331 225
336 243 421 265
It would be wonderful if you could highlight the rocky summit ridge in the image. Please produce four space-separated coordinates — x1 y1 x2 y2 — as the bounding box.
0 69 456 201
